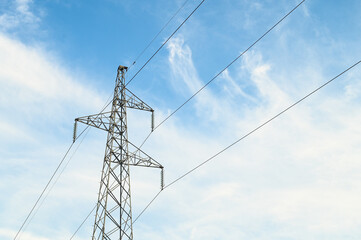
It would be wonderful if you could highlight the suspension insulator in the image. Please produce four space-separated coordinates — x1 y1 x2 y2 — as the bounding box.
73 120 77 143
161 168 164 190
151 110 155 132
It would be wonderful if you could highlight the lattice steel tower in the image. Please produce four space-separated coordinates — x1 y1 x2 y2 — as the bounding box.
74 65 164 240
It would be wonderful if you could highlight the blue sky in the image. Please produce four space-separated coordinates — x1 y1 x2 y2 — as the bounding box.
1 0 361 239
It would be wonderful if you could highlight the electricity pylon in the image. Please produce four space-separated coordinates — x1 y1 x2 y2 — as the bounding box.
74 65 164 240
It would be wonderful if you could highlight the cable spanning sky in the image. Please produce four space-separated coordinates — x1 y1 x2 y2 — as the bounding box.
1 1 361 240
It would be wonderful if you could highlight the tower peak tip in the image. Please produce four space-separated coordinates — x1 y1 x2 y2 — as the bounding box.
118 65 128 72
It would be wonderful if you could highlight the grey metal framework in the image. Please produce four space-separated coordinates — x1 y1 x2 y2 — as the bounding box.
74 65 163 240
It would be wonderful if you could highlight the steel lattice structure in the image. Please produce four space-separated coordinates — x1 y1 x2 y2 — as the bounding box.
74 65 163 240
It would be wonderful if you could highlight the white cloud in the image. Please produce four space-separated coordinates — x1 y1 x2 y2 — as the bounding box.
219 68 257 102
4 33 357 240
0 33 109 239
0 33 106 122
0 0 39 30
133 34 361 240
2 2 361 239
0 228 49 240
242 52 290 108
167 37 239 124
167 37 203 93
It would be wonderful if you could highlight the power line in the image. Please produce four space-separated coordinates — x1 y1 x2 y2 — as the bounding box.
124 0 191 85
13 143 74 240
131 59 361 224
70 0 307 235
131 0 191 67
125 0 207 87
69 204 97 240
68 140 134 239
14 0 196 233
138 0 306 148
19 127 91 238
67 1 205 237
13 94 113 240
133 190 162 224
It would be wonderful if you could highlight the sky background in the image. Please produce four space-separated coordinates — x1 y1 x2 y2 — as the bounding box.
1 0 361 239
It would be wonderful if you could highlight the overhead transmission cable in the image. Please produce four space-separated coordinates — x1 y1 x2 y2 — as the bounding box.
123 0 310 223
132 59 361 224
15 0 197 237
69 204 97 240
13 93 113 240
20 127 91 239
68 1 207 238
14 135 79 240
69 0 306 237
13 142 75 240
95 0 197 111
69 59 361 235
138 0 306 148
130 0 191 69
125 0 206 86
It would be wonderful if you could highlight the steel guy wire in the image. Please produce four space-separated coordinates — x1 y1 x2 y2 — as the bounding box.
131 59 361 224
138 0 306 149
125 0 206 87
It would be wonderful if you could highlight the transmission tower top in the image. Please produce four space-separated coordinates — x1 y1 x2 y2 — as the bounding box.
118 65 128 71
74 65 163 240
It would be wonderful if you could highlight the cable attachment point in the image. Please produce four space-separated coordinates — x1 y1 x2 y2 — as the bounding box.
118 65 128 72
160 167 164 190
73 120 78 143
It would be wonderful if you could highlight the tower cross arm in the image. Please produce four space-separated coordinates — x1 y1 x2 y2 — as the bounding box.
127 141 163 169
75 111 112 132
124 88 153 112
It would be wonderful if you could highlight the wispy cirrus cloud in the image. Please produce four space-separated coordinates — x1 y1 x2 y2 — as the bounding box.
1 1 361 239
138 35 361 239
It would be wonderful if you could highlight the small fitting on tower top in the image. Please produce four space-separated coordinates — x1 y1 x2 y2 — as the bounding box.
118 65 128 72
